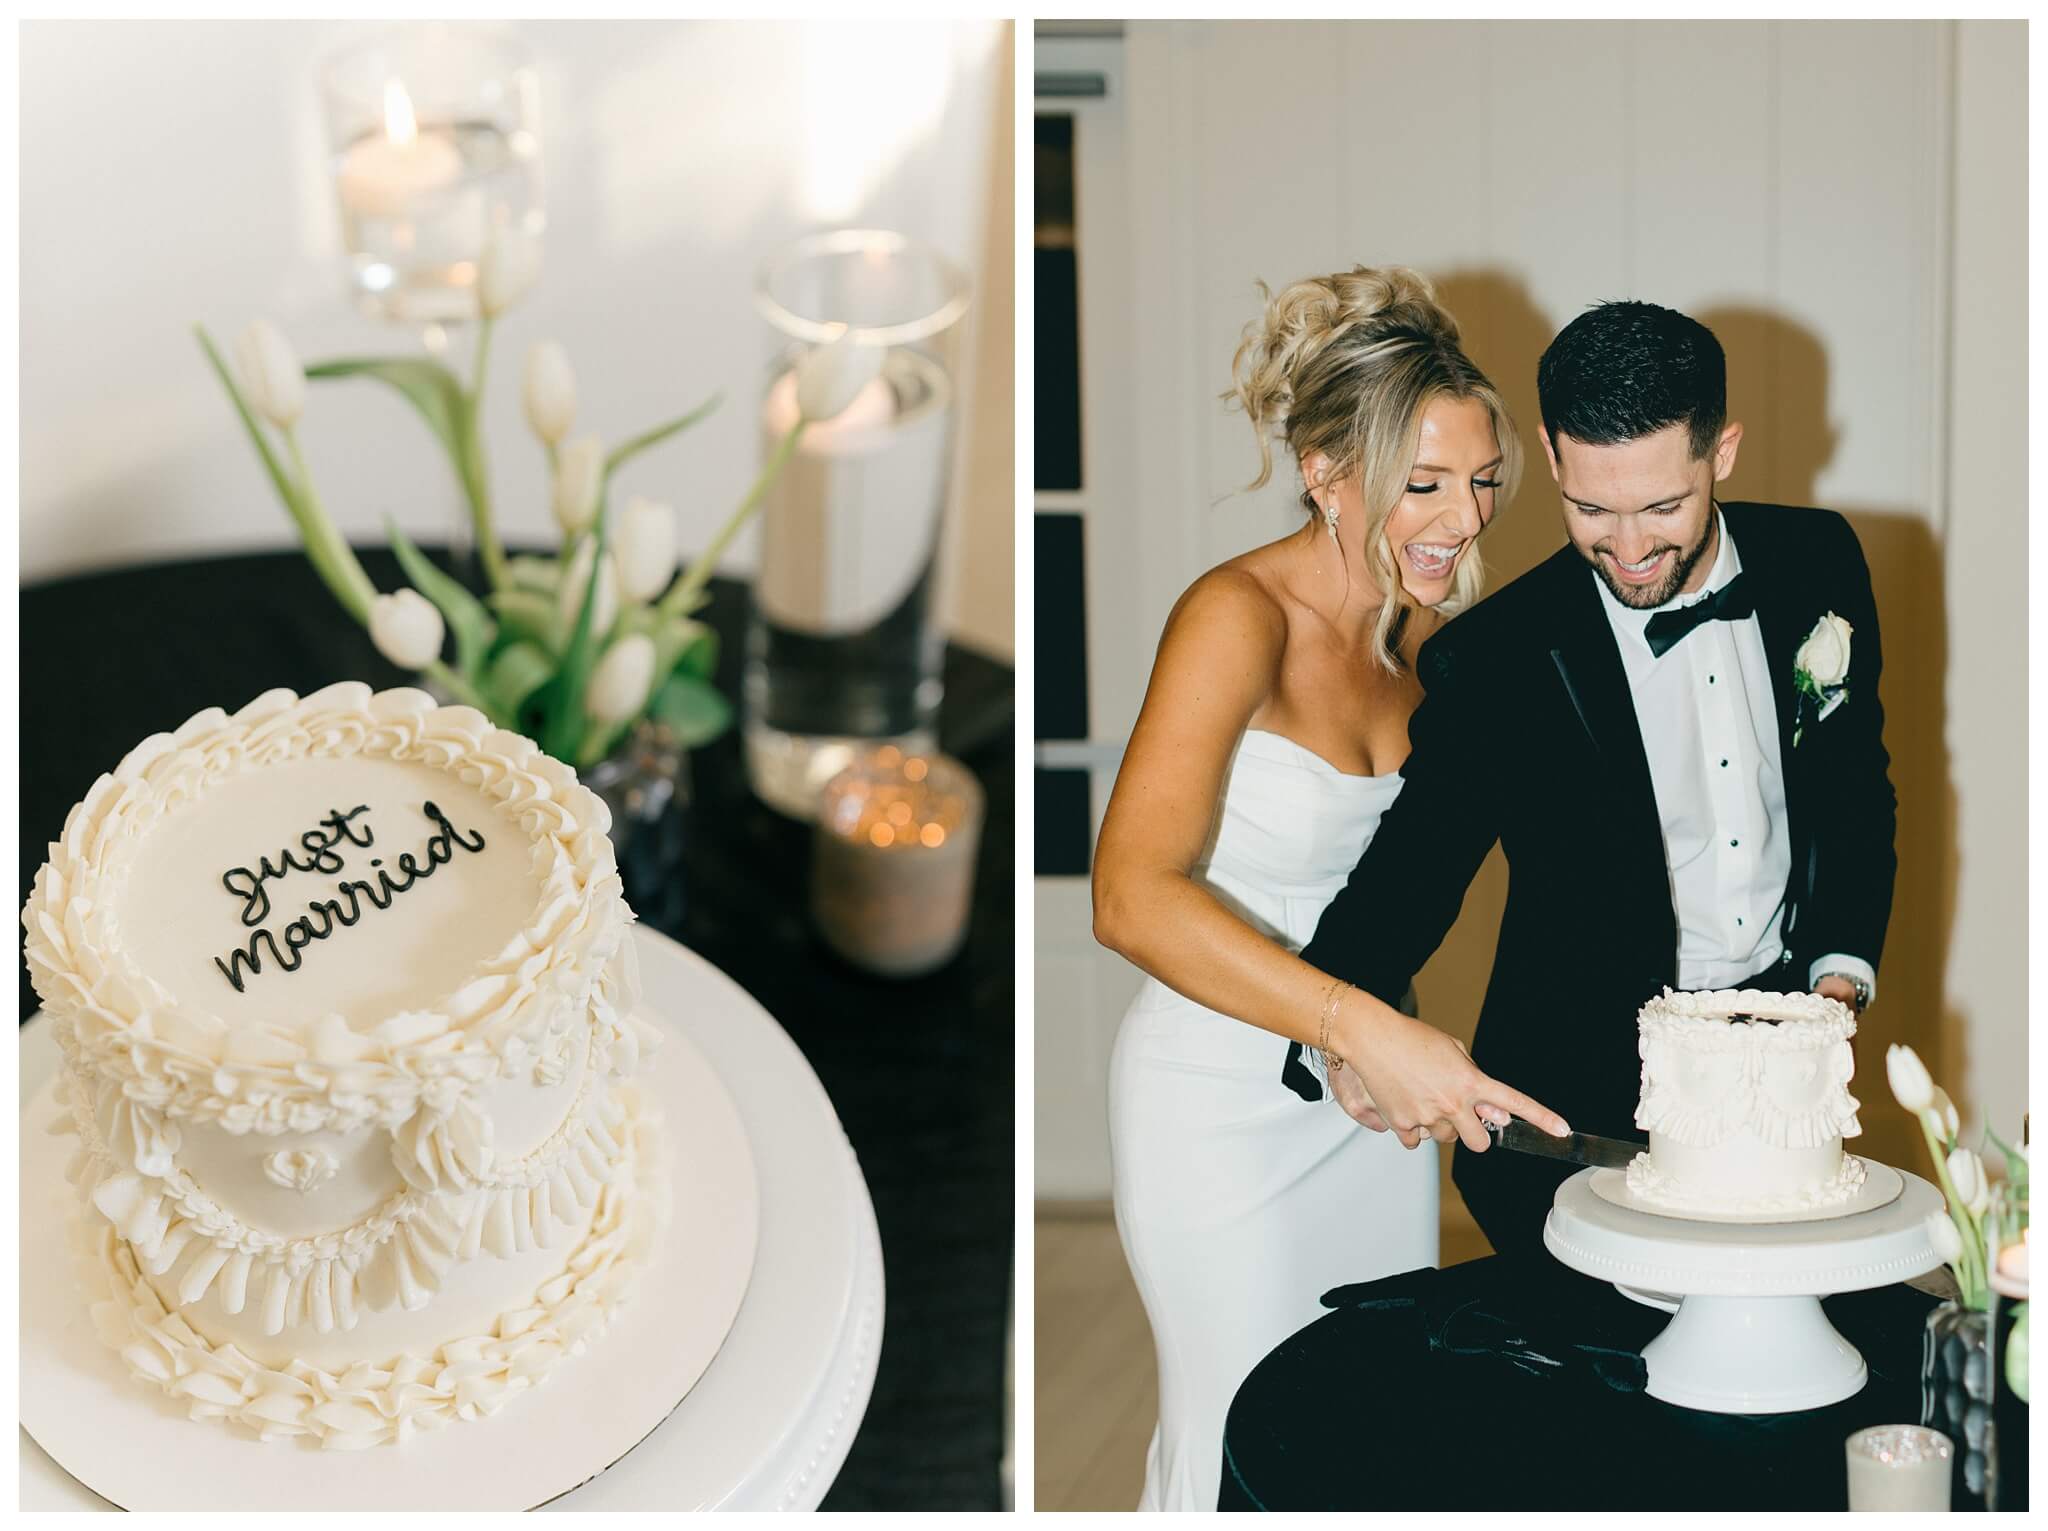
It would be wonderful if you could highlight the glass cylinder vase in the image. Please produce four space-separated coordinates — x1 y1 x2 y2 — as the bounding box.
1924 1297 1995 1509
744 228 970 820
319 25 543 328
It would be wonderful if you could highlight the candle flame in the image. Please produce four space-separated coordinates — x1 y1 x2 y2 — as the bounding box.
383 78 419 147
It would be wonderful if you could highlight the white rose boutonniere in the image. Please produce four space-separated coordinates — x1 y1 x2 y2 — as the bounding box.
1792 611 1854 746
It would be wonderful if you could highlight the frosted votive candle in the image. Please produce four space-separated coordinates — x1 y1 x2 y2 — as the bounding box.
1846 1425 1952 1511
812 747 983 978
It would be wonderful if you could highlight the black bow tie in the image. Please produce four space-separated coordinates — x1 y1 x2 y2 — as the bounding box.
1642 572 1755 658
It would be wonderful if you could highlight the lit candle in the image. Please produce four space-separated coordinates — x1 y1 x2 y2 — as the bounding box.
811 747 983 978
1845 1426 1952 1512
1991 1227 2028 1299
338 79 462 220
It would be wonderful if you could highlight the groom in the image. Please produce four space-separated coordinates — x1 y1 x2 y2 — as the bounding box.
1293 300 1897 1252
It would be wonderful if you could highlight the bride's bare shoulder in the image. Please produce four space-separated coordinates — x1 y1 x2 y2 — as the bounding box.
1164 547 1290 647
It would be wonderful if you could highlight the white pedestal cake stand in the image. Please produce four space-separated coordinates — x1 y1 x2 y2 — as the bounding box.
20 927 884 1511
1544 1166 1944 1415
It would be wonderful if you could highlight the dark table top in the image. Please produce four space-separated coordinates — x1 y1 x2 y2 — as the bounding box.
1219 1252 1939 1511
19 547 1015 1511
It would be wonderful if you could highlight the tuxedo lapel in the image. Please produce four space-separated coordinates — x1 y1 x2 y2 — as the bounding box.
1722 503 1811 943
1724 506 1802 775
1545 556 1670 915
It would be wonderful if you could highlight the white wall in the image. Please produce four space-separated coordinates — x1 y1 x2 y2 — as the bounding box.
1038 19 2027 1197
19 19 1013 659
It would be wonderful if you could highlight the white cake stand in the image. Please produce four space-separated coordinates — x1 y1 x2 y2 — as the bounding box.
20 927 884 1511
1544 1166 1944 1415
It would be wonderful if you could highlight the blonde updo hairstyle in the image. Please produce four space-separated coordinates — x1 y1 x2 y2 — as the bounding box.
1227 265 1520 669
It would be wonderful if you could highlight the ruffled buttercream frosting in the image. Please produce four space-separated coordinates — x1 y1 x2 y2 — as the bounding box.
1624 1148 1869 1213
1635 987 1862 1150
78 1090 664 1448
22 684 632 1135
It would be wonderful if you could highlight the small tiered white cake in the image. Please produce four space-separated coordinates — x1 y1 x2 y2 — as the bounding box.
22 685 666 1448
1626 987 1866 1215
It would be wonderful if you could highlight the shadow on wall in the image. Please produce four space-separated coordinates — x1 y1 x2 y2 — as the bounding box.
1700 302 1959 1177
1406 286 1957 1202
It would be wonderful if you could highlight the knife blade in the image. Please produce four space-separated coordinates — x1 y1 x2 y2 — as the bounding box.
1485 1118 1643 1170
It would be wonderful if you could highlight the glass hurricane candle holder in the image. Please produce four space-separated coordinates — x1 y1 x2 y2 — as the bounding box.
811 746 983 978
744 229 970 820
320 25 542 327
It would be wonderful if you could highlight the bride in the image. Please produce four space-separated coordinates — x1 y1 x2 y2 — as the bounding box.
1093 266 1570 1511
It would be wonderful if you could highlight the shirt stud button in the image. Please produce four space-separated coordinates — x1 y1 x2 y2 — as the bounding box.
1720 758 1729 767
1730 838 1739 848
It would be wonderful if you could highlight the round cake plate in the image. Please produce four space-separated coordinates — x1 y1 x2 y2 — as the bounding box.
20 926 884 1511
1588 1157 1905 1226
1544 1166 1945 1416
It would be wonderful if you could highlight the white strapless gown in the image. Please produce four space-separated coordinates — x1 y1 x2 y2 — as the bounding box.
1108 729 1438 1511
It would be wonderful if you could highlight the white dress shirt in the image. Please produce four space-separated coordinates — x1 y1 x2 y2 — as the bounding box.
1594 508 1877 1001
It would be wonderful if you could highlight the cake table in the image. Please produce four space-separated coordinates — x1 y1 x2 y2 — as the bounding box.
1544 1164 1944 1414
21 926 883 1510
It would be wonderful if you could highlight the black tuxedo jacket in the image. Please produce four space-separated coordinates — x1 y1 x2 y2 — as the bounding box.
1296 501 1897 1250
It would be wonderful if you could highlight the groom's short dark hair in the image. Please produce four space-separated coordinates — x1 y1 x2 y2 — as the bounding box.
1537 301 1727 460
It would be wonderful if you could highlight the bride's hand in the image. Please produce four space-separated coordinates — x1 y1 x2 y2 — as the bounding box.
1338 1001 1570 1153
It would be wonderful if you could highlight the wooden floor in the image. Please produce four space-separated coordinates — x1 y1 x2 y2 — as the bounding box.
1034 1196 1491 1512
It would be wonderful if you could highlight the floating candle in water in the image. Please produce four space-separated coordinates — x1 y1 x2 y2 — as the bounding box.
338 78 462 220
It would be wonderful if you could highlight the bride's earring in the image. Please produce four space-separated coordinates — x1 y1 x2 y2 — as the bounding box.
1321 495 1340 544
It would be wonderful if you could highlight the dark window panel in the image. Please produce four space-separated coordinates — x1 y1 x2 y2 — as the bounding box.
1035 767 1092 876
1034 512 1089 742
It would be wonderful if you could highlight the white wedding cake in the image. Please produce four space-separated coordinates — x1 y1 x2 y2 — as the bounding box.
1625 987 1866 1215
22 685 666 1448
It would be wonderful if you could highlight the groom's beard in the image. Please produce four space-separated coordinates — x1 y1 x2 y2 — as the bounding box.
1585 514 1715 610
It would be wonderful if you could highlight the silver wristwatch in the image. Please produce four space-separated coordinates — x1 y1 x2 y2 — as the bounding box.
1824 972 1873 1011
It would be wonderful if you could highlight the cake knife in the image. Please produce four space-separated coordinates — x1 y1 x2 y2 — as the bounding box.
1483 1118 1642 1169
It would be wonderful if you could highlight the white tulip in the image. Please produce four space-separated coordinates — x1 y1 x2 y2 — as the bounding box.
558 536 620 643
477 229 541 318
586 634 657 725
523 342 577 445
234 319 305 430
794 326 885 421
1947 1147 1991 1215
615 496 680 603
1926 1086 1961 1143
551 434 605 537
1886 1044 1934 1115
1926 1209 1963 1266
368 590 445 670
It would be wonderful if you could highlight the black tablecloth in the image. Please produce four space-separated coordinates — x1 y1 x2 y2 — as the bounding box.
18 548 1014 1511
1220 1253 1938 1511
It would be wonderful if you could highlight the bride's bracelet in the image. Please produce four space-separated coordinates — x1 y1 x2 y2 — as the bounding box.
1318 978 1352 1075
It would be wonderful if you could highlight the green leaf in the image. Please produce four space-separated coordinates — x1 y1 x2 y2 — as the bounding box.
503 555 562 595
656 617 718 681
385 519 497 680
604 391 723 478
487 589 561 653
306 357 467 459
575 715 635 770
541 523 612 760
648 670 732 748
484 641 556 723
1985 1126 2029 1195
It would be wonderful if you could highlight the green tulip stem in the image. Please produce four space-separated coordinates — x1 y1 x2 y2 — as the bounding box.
460 316 508 593
282 429 378 626
1920 1114 1987 1307
659 418 804 622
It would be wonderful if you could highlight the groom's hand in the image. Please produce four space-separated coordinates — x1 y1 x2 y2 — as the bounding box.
1328 1060 1389 1132
1814 974 1861 1012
